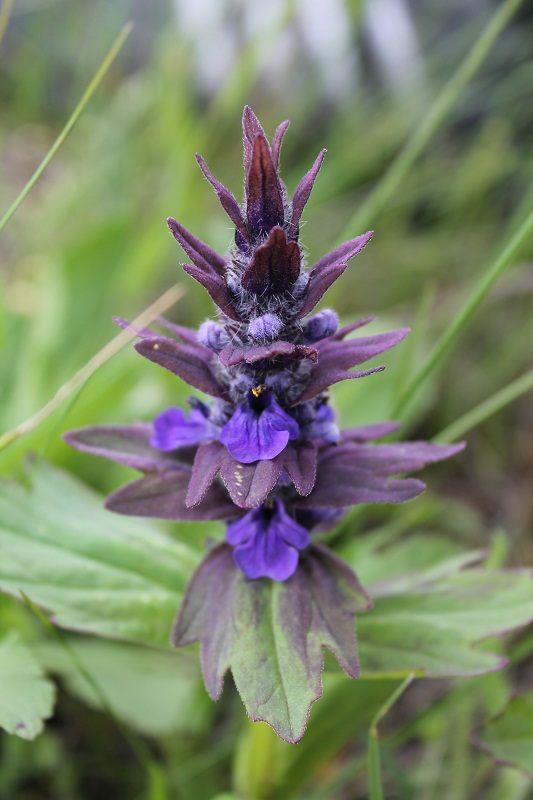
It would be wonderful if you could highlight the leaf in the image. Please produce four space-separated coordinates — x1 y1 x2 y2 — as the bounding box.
0 632 55 739
472 692 533 776
358 568 533 677
38 637 209 737
172 543 371 743
0 462 198 646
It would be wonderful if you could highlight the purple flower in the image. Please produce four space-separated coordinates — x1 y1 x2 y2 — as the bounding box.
65 106 464 588
150 405 219 451
219 387 299 463
226 499 310 580
299 403 340 444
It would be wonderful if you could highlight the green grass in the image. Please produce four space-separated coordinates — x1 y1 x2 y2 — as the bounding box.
1 1 533 798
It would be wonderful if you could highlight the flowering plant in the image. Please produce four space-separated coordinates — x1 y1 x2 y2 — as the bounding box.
65 107 463 741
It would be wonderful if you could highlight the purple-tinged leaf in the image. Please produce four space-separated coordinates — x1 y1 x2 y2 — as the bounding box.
172 543 371 743
219 453 283 508
134 337 230 400
271 119 290 169
332 440 465 477
294 328 408 403
196 153 250 242
279 442 317 496
294 366 385 405
296 234 373 318
106 470 235 521
296 262 347 319
219 340 317 368
167 217 227 276
294 461 426 508
186 442 226 508
242 226 301 295
63 425 191 472
310 231 374 275
113 316 205 355
341 422 401 442
112 316 160 339
181 263 241 321
245 134 284 231
289 149 326 239
327 316 375 341
155 317 203 347
242 105 266 174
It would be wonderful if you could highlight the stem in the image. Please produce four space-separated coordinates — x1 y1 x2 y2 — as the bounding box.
393 204 533 418
368 674 417 800
0 0 14 46
0 284 185 451
0 21 133 233
340 0 524 238
434 367 533 443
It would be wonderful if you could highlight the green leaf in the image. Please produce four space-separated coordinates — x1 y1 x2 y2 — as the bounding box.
0 462 198 646
0 632 55 739
358 568 533 677
473 692 533 776
38 637 210 737
173 543 371 743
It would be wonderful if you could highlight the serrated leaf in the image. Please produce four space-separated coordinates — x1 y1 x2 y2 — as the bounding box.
472 692 533 775
358 569 533 677
0 463 198 646
172 543 371 743
0 633 55 739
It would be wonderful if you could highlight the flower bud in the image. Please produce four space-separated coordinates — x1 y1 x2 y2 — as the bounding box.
249 313 283 340
198 320 230 352
303 309 338 342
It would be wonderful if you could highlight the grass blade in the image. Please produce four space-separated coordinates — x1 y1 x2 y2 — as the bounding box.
393 203 533 418
0 284 185 451
0 21 133 233
434 367 533 443
368 674 417 800
0 0 14 47
339 0 524 238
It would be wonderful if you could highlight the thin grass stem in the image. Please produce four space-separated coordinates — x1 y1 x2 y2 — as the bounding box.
0 284 185 451
0 0 14 46
393 204 533 418
434 367 533 443
339 0 524 239
368 674 417 800
0 21 133 233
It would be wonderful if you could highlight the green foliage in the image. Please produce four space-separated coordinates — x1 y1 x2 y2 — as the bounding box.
474 692 533 776
0 462 197 646
2 0 533 795
0 632 55 739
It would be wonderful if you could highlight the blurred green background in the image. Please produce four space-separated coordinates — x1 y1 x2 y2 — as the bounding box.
1 0 533 797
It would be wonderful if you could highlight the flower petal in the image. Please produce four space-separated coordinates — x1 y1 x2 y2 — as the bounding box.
233 529 299 581
150 407 218 451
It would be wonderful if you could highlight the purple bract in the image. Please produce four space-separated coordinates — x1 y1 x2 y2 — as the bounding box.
65 106 464 584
